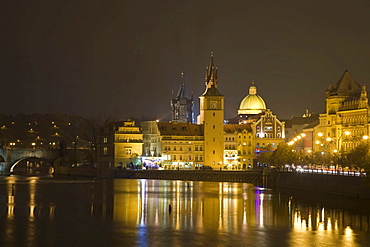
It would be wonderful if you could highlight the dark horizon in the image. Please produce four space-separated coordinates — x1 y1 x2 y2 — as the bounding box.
2 1 370 121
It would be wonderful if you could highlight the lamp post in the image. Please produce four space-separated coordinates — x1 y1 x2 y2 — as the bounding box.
316 133 334 170
337 131 350 151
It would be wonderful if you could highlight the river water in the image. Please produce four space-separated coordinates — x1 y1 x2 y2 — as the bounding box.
0 176 369 247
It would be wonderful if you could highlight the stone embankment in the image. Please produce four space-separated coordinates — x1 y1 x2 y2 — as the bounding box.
275 171 370 199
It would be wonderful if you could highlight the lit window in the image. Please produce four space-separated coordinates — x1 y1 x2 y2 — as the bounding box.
103 137 108 143
103 147 108 155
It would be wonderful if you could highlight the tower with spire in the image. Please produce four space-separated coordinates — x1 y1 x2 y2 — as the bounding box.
170 73 194 123
198 52 225 169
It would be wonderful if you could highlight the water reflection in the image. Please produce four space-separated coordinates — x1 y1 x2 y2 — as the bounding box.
0 177 369 246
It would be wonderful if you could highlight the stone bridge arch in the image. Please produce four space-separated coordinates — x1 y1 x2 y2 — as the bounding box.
10 157 54 176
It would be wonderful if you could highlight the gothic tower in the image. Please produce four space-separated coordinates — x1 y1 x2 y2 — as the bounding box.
198 53 225 169
170 73 194 123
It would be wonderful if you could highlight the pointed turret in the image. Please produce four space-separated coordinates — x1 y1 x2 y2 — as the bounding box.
170 72 194 123
175 72 188 100
202 52 223 96
326 82 333 92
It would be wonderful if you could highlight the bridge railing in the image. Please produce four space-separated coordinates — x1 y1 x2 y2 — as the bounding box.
294 168 366 177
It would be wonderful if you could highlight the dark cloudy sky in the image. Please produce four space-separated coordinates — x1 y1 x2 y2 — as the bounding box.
2 0 370 120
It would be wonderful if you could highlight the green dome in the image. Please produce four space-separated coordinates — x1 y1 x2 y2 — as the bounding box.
238 84 266 115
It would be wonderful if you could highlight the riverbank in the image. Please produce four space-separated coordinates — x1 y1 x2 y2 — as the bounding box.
53 167 370 199
275 171 370 200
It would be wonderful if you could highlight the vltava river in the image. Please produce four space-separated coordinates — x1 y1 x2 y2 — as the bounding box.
0 176 369 246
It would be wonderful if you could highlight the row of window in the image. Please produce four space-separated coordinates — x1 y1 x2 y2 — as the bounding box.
170 154 204 161
225 137 235 141
163 145 204 151
225 145 236 149
256 126 281 131
256 133 281 138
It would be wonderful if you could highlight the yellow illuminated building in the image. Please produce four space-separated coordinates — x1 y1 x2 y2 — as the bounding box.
140 55 284 170
313 70 370 153
224 82 285 169
114 120 143 168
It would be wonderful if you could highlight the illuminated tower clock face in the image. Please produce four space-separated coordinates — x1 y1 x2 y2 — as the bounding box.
210 101 218 109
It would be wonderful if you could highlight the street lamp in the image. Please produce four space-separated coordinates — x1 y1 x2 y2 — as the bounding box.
337 131 350 150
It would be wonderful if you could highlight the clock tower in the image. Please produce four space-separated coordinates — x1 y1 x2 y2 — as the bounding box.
198 53 224 169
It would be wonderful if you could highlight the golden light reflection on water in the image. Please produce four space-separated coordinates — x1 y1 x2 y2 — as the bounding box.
289 203 368 246
1 178 369 246
113 179 370 246
113 179 261 233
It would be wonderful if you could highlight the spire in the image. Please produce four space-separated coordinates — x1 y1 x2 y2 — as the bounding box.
326 82 333 92
176 72 188 99
201 52 223 96
205 51 218 88
360 84 367 99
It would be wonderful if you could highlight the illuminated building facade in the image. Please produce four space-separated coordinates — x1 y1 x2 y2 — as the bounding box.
141 121 204 169
97 120 143 171
114 120 143 168
224 124 253 170
312 70 370 153
158 122 204 169
170 73 194 123
225 82 285 169
139 56 284 170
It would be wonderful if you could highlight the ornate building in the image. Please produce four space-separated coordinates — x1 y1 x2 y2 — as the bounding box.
170 73 194 123
225 81 285 169
313 70 370 153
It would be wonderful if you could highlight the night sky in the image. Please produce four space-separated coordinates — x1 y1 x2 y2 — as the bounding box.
2 1 370 121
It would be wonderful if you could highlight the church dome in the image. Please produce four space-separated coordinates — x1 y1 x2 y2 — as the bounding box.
238 82 266 115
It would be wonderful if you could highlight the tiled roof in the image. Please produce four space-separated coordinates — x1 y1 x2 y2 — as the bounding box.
157 122 203 136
